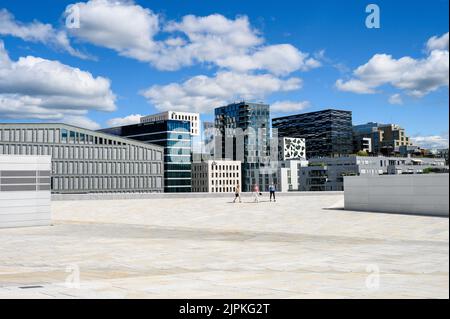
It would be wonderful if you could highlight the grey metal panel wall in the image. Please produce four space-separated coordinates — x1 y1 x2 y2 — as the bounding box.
0 155 51 228
0 124 165 194
344 174 449 216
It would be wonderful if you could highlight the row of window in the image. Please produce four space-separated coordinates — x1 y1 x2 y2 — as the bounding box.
51 160 162 176
211 187 236 193
192 178 240 187
192 172 240 179
52 176 163 192
211 164 240 171
0 143 162 162
0 128 131 147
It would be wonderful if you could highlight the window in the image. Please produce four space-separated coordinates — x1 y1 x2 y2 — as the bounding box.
61 129 68 143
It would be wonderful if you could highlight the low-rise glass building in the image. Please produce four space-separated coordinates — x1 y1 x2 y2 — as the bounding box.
100 120 192 193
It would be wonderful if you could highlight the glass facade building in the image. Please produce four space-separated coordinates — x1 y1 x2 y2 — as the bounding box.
214 102 274 192
272 109 353 158
100 120 192 193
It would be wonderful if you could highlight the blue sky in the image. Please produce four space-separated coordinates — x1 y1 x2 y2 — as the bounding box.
0 0 448 148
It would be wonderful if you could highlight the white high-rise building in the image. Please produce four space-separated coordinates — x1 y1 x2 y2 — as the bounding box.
141 111 200 136
192 160 241 193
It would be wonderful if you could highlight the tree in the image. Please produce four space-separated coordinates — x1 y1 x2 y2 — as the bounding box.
356 150 369 157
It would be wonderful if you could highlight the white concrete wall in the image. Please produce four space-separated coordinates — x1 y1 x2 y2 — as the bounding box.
0 155 51 228
344 174 449 217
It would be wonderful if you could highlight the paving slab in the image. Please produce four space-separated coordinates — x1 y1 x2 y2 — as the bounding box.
0 195 448 298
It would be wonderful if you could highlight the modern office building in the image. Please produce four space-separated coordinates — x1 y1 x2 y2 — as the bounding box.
277 159 309 192
0 155 51 228
203 121 216 157
274 137 308 192
353 122 413 155
0 123 164 193
100 119 192 193
272 109 353 158
433 148 449 165
215 101 273 192
354 137 372 154
192 160 241 193
141 111 200 136
299 155 447 191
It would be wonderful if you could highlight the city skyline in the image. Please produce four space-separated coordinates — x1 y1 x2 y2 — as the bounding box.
0 0 448 150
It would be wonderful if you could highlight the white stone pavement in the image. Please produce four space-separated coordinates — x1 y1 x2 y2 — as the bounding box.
0 194 448 298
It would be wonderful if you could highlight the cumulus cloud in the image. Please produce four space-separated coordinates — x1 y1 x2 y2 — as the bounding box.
63 1 318 75
0 9 88 59
158 13 262 70
426 32 449 52
336 32 449 98
217 44 320 76
271 101 310 113
107 114 143 127
388 93 403 105
0 40 116 128
64 0 160 62
412 132 449 149
63 115 101 130
141 72 302 113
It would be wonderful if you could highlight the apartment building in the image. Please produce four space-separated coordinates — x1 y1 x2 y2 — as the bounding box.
353 122 413 155
192 160 241 193
0 123 164 193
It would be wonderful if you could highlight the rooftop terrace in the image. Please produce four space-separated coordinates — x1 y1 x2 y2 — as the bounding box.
0 193 448 298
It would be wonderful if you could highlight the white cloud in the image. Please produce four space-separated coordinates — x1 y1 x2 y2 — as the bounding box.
0 40 116 128
0 9 87 59
335 79 376 94
412 132 449 149
141 71 302 113
107 114 143 127
63 1 318 75
158 13 262 70
388 93 403 105
158 14 320 74
336 32 449 97
217 44 320 76
65 0 160 62
271 101 310 113
63 115 101 130
426 32 449 52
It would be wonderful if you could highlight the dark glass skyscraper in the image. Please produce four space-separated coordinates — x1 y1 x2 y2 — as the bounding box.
214 102 274 192
272 109 353 158
100 120 192 193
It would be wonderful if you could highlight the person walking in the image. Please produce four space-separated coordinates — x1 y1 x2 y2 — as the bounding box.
269 183 276 202
252 184 260 203
233 182 242 203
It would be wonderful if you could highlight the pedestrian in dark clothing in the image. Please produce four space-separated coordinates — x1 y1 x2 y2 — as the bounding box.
269 183 276 202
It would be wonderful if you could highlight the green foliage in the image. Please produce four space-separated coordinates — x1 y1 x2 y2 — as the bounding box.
356 150 369 156
422 167 449 174
308 162 325 167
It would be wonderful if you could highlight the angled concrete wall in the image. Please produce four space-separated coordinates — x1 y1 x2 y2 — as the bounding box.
0 155 52 228
344 174 449 217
